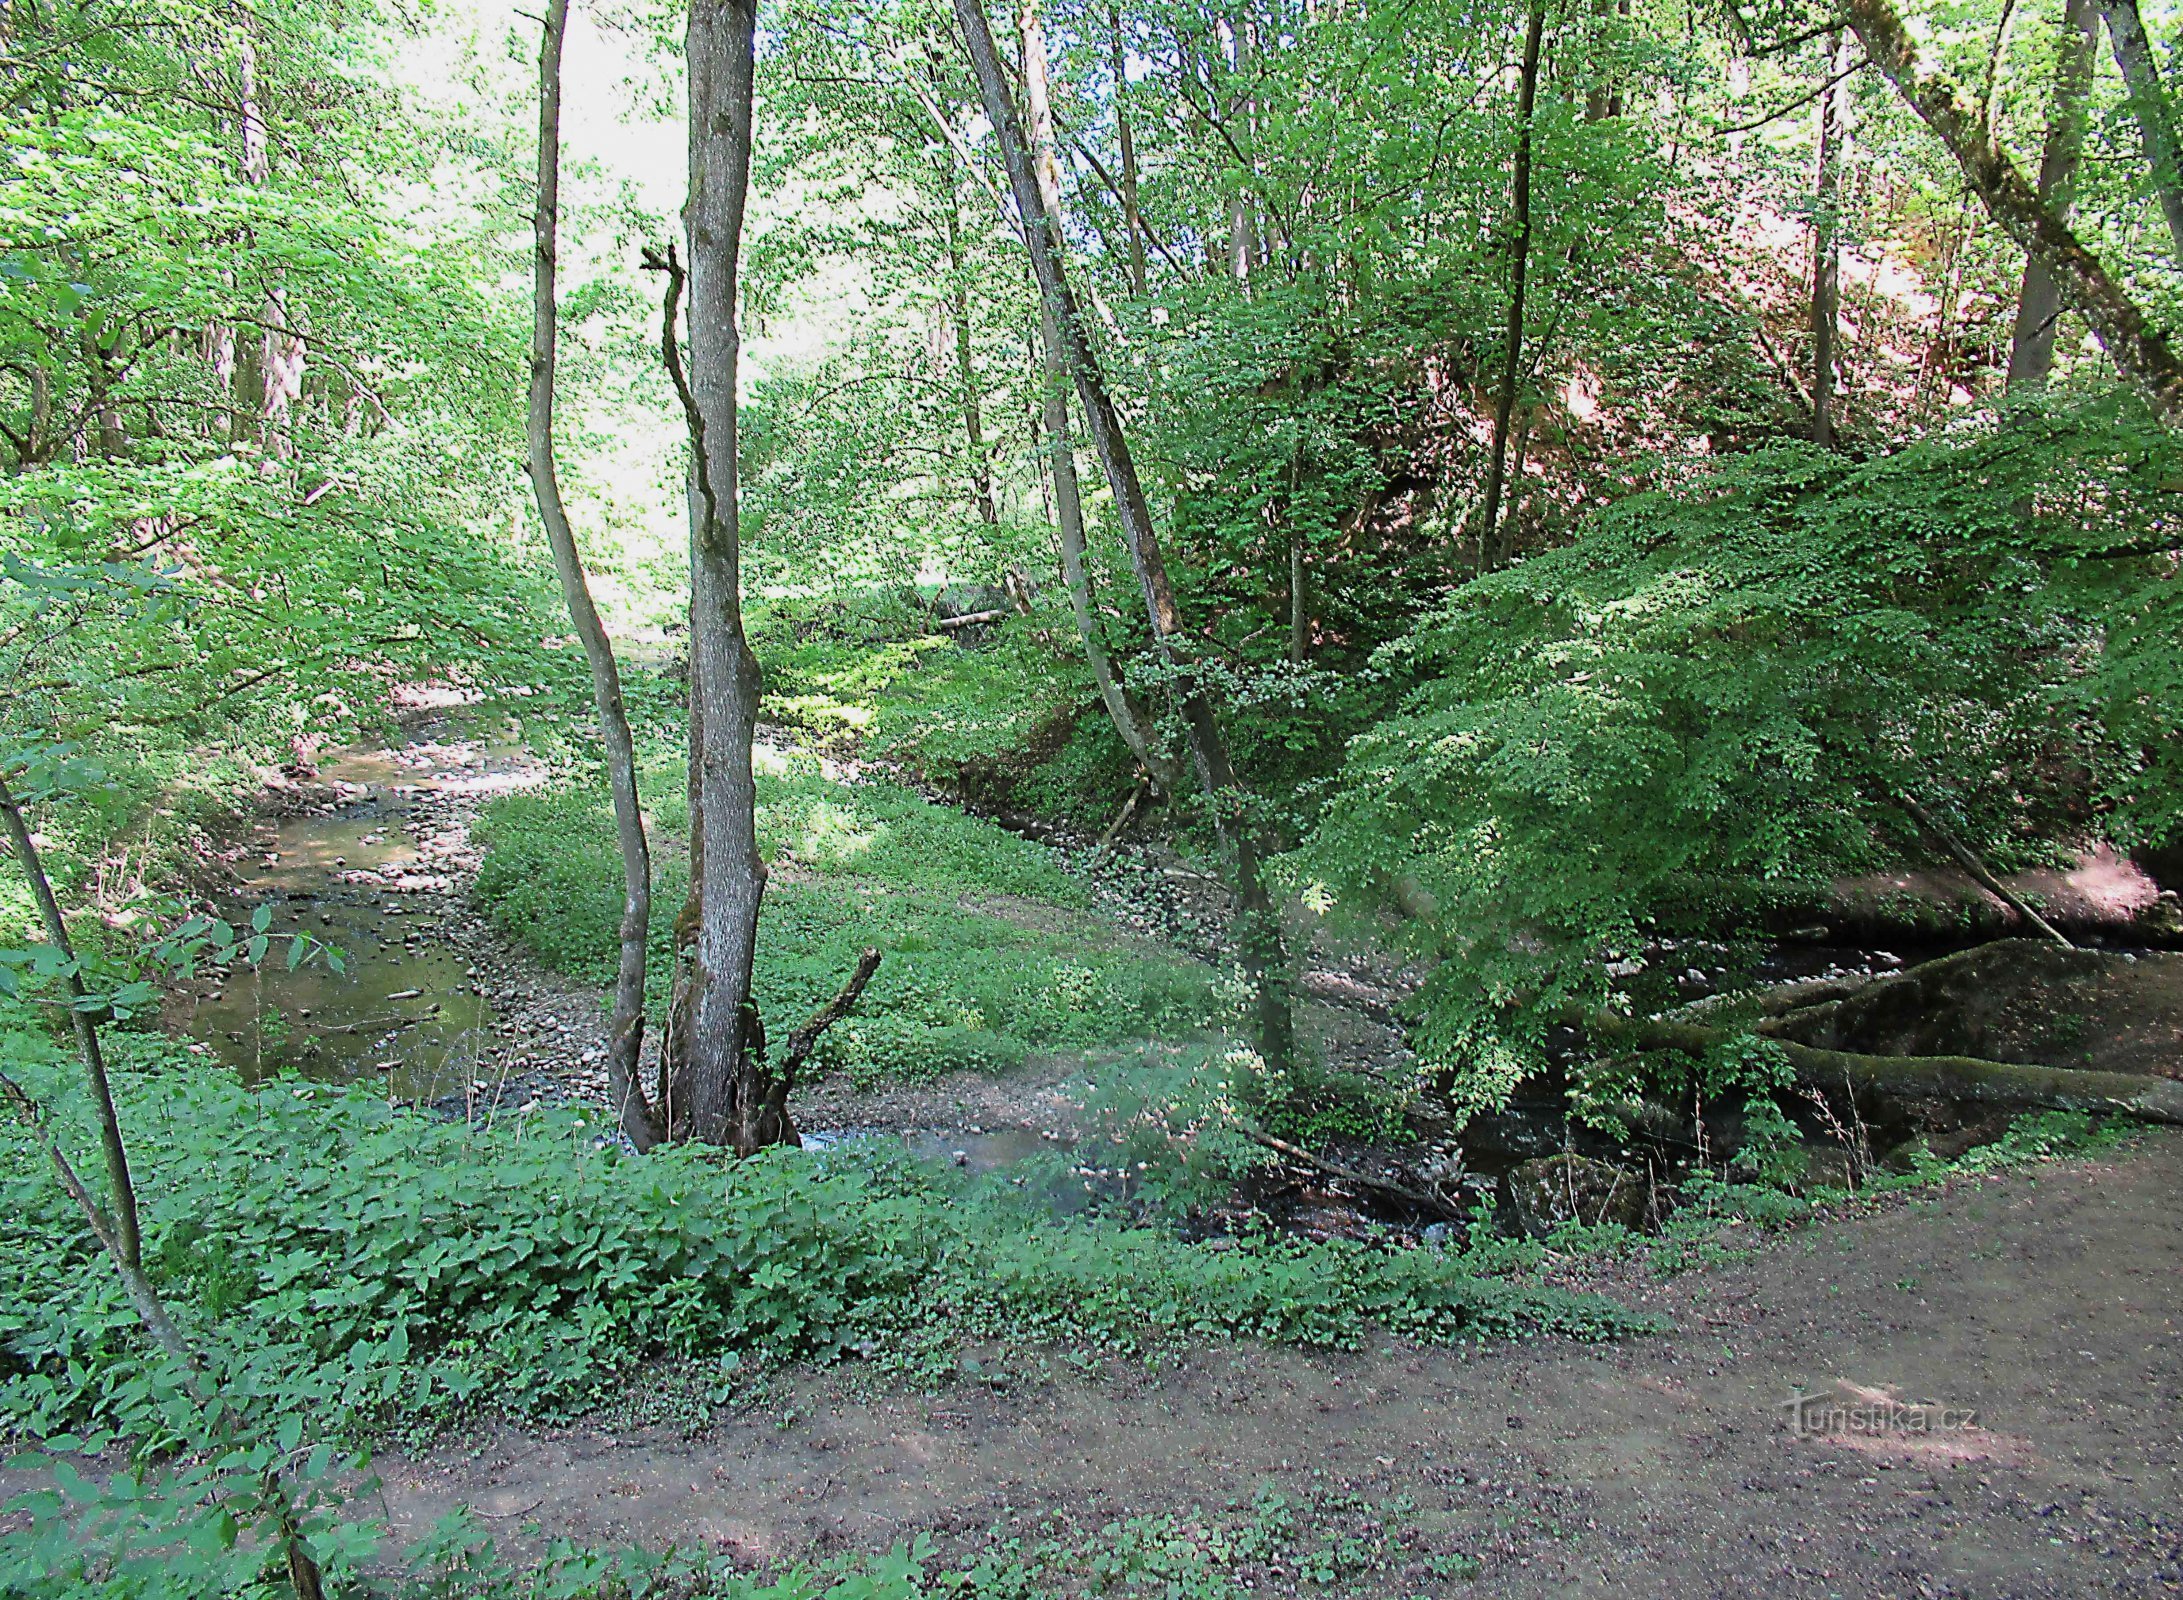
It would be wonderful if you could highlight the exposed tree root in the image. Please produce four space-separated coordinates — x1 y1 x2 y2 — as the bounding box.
1583 1011 2183 1125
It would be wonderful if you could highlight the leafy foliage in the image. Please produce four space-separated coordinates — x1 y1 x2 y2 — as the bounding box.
1305 402 2183 1117
0 1041 1648 1454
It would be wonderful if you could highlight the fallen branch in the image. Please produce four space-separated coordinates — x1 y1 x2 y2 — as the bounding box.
934 608 1008 631
1090 778 1147 862
1583 1011 2183 1125
1243 1125 1466 1218
1895 794 2073 948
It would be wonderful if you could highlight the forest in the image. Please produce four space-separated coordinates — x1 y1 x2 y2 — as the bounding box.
2 0 2181 1593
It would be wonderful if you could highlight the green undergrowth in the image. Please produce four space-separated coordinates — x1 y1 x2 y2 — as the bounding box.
4 1472 1470 1600
474 760 1217 1083
0 1039 1652 1455
758 597 1142 823
1502 1109 2132 1278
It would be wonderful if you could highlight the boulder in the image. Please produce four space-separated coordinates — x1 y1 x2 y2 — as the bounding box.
1507 1153 1649 1237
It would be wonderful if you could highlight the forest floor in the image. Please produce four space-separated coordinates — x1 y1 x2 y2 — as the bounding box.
174 702 1414 1146
172 711 2183 1596
371 1132 2181 1599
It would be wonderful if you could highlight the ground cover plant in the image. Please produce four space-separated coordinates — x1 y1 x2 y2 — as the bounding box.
7 0 2183 1590
0 1029 1648 1453
474 759 1219 1083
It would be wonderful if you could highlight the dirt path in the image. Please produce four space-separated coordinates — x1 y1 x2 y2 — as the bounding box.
372 1134 2182 1598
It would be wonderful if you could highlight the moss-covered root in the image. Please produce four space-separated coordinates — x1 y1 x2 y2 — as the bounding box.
1593 1013 2183 1126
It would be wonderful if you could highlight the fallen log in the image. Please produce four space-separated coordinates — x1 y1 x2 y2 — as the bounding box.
1582 1011 2183 1126
934 608 1008 631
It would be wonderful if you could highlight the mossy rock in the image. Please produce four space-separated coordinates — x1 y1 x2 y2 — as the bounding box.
1508 1154 1649 1237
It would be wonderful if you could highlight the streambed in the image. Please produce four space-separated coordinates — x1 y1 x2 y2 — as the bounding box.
172 720 532 1105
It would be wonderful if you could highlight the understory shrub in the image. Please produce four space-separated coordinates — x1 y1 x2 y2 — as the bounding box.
0 1054 1650 1452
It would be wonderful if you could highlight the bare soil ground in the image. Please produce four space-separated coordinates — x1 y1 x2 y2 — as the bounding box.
373 1133 2183 1599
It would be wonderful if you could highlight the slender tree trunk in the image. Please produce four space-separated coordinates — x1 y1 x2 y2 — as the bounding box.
1227 14 1257 283
229 30 304 452
2100 0 2183 258
1585 0 1628 120
1110 5 1149 295
529 0 659 1152
1021 0 1176 790
81 329 124 458
956 0 1293 1072
2009 0 2099 389
943 176 999 525
1845 0 2183 425
1479 0 1544 567
679 0 774 1151
0 772 145 1273
1811 29 1850 449
1287 526 1307 663
26 364 48 465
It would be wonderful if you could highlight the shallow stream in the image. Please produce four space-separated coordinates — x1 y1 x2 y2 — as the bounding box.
174 725 525 1103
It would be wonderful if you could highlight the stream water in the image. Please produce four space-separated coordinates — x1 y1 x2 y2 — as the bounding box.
174 725 525 1103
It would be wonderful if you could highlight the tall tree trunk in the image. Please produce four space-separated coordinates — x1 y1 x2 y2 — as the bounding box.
1845 0 2183 426
1020 0 1177 789
2009 0 2099 389
230 30 305 452
1585 0 1628 120
679 0 774 1151
1288 526 1307 663
2100 0 2183 258
1109 4 1149 295
1479 0 1544 568
1226 14 1257 283
955 0 1293 1073
529 0 659 1151
1811 29 1850 449
943 174 999 525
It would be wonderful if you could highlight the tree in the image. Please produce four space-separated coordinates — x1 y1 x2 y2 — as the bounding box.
2008 0 2099 390
1019 0 1178 793
528 0 660 1151
952 0 1294 1073
2098 0 2183 258
1479 0 1545 564
662 0 880 1151
1810 30 1852 447
1845 0 2183 426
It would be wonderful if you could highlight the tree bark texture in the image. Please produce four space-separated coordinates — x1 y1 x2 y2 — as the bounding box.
529 0 660 1151
679 0 774 1151
2008 0 2099 389
1479 0 1544 566
1810 29 1850 448
1845 0 2183 426
955 0 1293 1072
